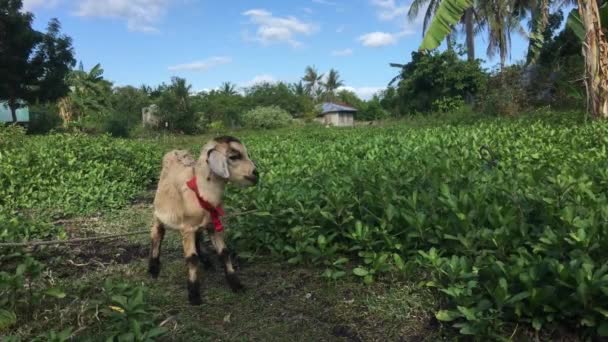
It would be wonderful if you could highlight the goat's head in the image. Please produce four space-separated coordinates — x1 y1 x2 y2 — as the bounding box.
201 136 258 186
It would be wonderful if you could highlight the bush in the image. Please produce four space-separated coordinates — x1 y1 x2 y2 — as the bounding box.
27 103 62 134
242 106 292 129
103 111 130 138
395 50 486 115
358 99 390 121
477 66 528 116
432 95 465 113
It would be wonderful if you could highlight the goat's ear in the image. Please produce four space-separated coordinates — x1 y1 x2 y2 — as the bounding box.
207 150 230 179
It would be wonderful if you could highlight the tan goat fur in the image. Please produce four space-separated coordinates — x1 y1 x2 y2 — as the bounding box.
148 136 258 305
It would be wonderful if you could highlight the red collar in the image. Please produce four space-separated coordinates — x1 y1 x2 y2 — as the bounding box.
186 177 225 232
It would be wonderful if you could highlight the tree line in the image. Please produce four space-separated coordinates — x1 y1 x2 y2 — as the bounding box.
0 0 601 137
414 0 607 118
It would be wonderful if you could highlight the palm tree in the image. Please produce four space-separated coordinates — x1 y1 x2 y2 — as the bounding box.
476 0 524 69
322 68 344 101
220 82 237 96
290 81 307 96
169 77 192 109
302 65 324 99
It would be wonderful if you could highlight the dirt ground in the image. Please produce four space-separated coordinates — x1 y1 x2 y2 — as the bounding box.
17 195 443 342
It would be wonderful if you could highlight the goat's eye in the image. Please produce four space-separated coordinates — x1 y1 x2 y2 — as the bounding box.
229 155 241 161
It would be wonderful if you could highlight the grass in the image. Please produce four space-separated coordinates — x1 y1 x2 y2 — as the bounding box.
14 191 441 341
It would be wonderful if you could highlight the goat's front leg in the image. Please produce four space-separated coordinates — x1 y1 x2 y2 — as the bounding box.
207 227 244 292
181 229 202 305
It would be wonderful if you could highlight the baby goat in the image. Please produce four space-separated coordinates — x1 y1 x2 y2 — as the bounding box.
148 136 258 305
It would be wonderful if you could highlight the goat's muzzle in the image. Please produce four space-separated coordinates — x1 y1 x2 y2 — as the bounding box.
245 169 259 185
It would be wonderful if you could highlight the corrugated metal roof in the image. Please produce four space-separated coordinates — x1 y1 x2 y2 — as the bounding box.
320 102 357 115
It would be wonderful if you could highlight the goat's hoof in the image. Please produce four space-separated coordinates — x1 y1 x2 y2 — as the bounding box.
226 273 245 292
148 259 160 278
189 295 202 306
187 281 202 305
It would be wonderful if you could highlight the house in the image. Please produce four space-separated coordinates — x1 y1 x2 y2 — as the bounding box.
0 101 29 124
316 102 356 127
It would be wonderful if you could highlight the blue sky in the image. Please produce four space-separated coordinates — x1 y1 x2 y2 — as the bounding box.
25 0 534 99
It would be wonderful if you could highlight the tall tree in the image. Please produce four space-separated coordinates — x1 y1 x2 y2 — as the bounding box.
576 0 608 118
302 65 324 99
33 18 75 102
58 63 112 125
290 81 307 96
0 0 75 122
477 0 525 69
464 7 476 61
220 82 238 96
322 68 344 101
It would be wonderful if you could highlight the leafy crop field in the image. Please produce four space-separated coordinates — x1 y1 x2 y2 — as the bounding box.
2 113 608 340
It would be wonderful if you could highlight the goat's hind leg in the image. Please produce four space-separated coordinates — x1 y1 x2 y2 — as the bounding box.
195 230 214 270
182 230 202 305
208 228 244 292
148 217 165 278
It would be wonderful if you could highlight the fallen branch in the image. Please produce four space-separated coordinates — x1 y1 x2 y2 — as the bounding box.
0 209 258 248
0 230 149 248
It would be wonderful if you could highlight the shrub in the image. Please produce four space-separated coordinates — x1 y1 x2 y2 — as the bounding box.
358 99 390 121
102 111 130 137
432 95 465 113
242 106 292 129
477 66 528 116
27 103 62 134
395 50 486 115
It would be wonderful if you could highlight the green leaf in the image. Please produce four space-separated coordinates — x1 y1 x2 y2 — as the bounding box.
146 327 168 338
457 306 477 321
435 310 462 322
353 267 369 277
0 309 17 330
598 322 608 337
532 318 542 331
393 253 405 271
45 287 66 299
566 9 584 41
420 0 474 51
506 291 530 305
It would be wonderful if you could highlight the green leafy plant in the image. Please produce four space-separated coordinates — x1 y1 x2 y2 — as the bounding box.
90 279 167 342
242 106 292 129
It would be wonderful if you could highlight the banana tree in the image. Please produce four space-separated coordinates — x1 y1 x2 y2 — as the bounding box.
567 1 608 118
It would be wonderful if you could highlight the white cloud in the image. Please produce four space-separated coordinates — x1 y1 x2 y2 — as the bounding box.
302 7 313 14
242 9 318 47
168 56 232 72
338 86 383 100
241 74 277 87
75 0 171 33
368 0 426 38
358 31 398 47
331 48 353 56
23 0 60 11
370 0 408 21
336 25 345 33
312 0 336 5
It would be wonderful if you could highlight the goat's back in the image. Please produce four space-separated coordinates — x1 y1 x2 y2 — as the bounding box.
153 150 201 228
